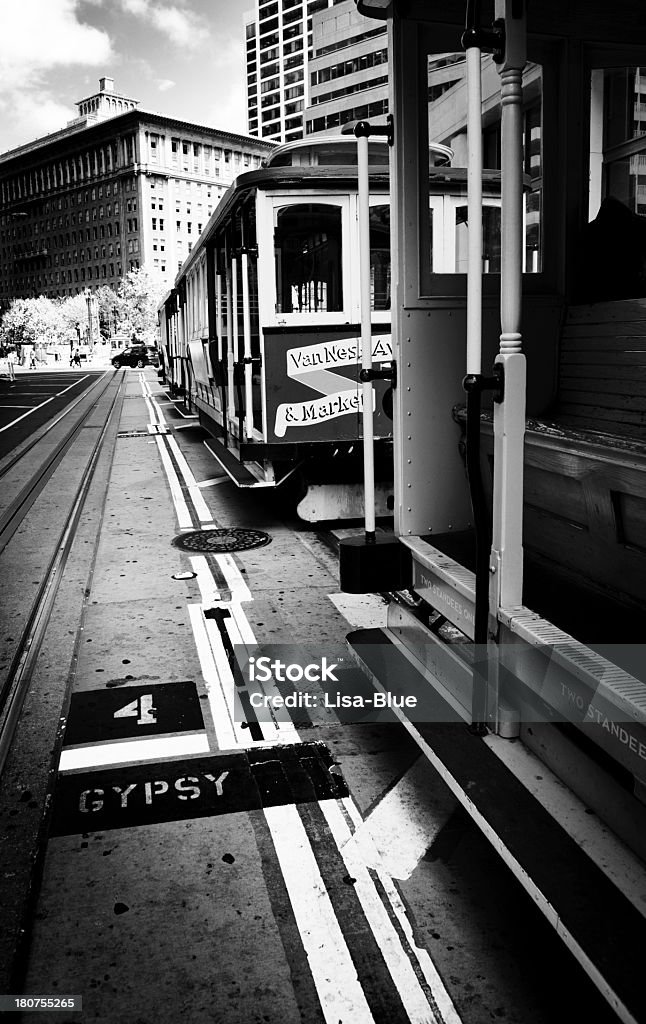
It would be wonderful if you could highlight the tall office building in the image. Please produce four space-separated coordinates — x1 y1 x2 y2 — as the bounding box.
245 0 389 142
245 0 324 143
0 78 274 307
305 1 388 135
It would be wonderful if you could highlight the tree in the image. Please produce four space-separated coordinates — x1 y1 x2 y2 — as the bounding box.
116 268 167 344
57 293 90 344
94 285 121 342
0 296 63 347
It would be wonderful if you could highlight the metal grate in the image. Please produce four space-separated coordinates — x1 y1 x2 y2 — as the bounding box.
172 528 272 553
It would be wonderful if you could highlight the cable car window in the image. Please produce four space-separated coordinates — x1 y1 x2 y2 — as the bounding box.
369 203 390 310
455 205 501 273
419 51 542 290
274 203 342 313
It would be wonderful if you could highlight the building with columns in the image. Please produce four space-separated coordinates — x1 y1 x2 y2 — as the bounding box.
0 78 274 308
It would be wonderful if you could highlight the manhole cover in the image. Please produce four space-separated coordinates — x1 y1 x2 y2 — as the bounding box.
172 528 272 553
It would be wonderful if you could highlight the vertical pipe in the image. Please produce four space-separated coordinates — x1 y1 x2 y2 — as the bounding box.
241 250 254 439
466 45 483 377
357 131 376 540
225 262 235 433
216 272 223 364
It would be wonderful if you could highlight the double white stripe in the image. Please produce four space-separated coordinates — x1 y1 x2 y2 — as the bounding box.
149 376 462 1024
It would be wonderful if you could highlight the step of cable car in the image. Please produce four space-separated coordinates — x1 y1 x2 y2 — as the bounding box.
203 436 275 488
346 626 645 1024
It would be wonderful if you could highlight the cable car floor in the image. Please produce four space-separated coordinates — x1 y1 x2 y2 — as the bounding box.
0 368 639 1024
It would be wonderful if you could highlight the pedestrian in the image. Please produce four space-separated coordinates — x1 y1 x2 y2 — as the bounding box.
72 348 82 368
7 346 17 383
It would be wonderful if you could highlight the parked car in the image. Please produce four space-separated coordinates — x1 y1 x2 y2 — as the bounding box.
111 345 159 369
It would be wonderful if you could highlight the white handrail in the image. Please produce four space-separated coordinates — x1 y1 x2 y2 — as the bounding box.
241 250 254 439
357 131 376 538
466 44 483 377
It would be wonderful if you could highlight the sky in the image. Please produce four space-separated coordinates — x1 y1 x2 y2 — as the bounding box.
0 0 251 155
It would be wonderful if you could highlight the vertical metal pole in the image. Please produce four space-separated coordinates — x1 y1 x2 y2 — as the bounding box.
225 263 235 433
215 272 223 364
466 45 483 377
241 250 254 439
357 130 376 541
491 0 527 613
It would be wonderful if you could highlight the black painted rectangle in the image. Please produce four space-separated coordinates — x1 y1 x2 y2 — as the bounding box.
52 742 348 836
63 681 204 746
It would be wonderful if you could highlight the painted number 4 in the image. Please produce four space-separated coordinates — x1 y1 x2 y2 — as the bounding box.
114 693 158 727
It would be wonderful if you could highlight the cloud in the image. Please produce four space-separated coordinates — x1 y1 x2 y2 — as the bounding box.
0 0 112 151
0 1 111 88
157 78 176 92
117 0 208 49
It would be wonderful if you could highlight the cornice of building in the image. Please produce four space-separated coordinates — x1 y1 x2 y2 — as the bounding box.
0 109 275 171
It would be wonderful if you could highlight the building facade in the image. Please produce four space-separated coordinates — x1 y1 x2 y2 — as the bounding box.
0 79 274 308
245 0 389 142
305 1 388 136
244 0 331 143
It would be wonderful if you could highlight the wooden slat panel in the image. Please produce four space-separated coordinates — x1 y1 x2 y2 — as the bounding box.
614 491 646 554
560 363 646 381
559 389 646 414
558 403 646 426
561 338 646 353
561 350 646 366
524 507 646 606
567 299 646 321
562 323 646 339
524 465 587 523
557 413 646 441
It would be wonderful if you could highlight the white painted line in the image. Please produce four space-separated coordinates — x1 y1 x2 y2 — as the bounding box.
341 757 457 880
216 553 252 602
264 803 376 1024
0 373 90 433
321 798 460 1024
154 435 193 530
328 593 389 629
0 404 34 409
188 603 239 750
201 613 253 748
58 731 209 772
189 555 224 606
225 600 257 647
167 434 213 523
142 376 168 426
341 797 463 1024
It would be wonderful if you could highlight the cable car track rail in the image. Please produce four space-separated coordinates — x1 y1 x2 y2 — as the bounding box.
0 371 124 778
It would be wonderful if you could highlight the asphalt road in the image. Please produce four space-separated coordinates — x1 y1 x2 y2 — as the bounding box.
0 367 108 460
